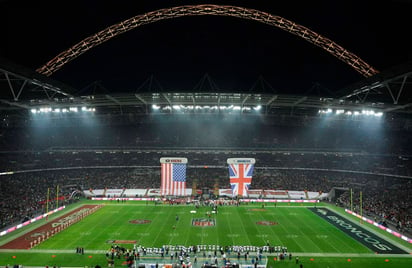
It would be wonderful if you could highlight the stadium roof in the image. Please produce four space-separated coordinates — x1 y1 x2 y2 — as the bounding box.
1 1 412 117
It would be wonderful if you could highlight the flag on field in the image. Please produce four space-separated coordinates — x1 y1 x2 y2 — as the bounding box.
160 157 188 196
227 158 256 197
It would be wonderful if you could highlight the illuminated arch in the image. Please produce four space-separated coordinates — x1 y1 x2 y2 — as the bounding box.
36 4 379 77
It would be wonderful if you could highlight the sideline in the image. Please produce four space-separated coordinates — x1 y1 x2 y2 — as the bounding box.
0 249 411 258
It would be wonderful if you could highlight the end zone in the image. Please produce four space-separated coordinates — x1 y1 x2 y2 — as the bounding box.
308 208 408 254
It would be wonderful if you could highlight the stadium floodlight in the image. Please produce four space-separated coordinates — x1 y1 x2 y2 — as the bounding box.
318 109 332 114
30 106 95 115
80 107 95 112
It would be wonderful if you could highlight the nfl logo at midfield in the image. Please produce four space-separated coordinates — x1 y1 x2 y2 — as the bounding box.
227 158 255 197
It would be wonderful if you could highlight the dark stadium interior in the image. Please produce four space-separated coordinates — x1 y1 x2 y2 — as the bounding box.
1 0 412 258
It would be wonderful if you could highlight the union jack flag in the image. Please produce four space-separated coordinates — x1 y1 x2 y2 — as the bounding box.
161 163 186 196
228 163 254 197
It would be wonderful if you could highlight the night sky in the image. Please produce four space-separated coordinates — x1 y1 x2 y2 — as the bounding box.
1 0 412 96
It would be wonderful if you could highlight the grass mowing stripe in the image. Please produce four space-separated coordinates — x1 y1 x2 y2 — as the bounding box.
263 207 287 245
139 205 166 246
182 207 196 249
299 208 369 253
256 207 279 246
35 207 105 250
240 208 257 245
279 208 325 253
265 208 302 251
198 209 207 246
221 207 235 246
153 206 176 246
238 207 255 246
298 208 352 253
272 208 308 251
299 210 346 253
306 208 370 253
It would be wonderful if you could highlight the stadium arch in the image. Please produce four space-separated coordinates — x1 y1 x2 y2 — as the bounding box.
36 4 379 78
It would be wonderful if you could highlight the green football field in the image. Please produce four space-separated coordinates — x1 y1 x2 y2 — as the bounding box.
0 200 411 268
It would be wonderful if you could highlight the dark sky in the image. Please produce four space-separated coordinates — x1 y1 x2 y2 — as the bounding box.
1 0 412 96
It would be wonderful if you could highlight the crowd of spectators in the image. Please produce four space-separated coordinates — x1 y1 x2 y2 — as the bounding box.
1 150 411 177
0 171 81 230
337 177 412 234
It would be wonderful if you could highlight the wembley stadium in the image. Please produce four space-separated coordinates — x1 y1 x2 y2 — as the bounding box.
0 1 412 268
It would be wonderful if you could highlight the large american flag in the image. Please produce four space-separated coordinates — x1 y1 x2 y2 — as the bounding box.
229 163 254 197
161 162 186 196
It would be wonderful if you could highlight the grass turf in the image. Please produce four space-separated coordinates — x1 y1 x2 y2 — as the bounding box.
0 200 411 268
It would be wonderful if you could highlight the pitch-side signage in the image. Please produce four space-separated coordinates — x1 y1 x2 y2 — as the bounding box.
160 157 188 164
227 158 256 164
